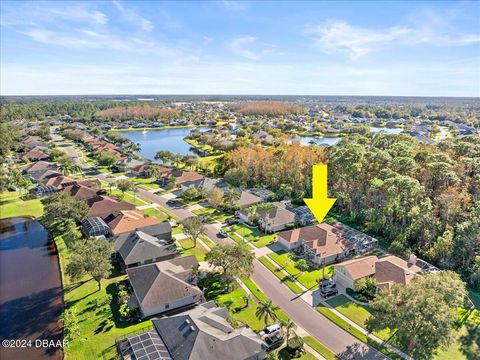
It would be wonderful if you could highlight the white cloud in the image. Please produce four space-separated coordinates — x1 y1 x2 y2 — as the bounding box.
112 0 154 32
304 18 480 59
227 36 278 60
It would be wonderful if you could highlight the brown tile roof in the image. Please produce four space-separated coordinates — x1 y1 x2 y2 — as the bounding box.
104 210 159 235
173 171 204 186
45 175 77 189
279 223 355 258
335 255 423 288
335 256 378 280
61 184 100 200
77 178 101 189
22 161 58 173
23 149 49 160
86 195 136 217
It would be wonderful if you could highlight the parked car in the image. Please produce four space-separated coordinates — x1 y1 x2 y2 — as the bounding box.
166 199 180 206
263 333 284 351
225 217 240 225
259 324 281 339
217 230 229 238
320 287 338 298
319 278 336 290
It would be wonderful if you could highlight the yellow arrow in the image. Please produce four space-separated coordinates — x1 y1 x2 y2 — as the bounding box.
303 164 336 223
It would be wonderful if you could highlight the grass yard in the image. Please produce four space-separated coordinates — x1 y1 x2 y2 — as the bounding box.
316 304 402 360
200 234 217 249
49 224 153 360
258 256 304 294
142 207 169 222
171 226 183 235
267 250 334 290
326 295 391 341
130 177 161 190
177 237 208 261
303 336 338 360
192 206 231 223
241 277 288 322
197 154 224 172
231 224 276 248
0 191 44 219
216 286 266 332
110 189 150 206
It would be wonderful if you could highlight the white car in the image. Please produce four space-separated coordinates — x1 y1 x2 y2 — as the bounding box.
259 324 281 339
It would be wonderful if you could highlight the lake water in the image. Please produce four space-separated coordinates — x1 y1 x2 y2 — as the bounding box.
0 217 63 360
370 126 403 134
122 127 209 160
292 136 342 146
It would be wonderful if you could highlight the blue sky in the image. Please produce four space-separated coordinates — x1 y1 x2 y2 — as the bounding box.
1 1 479 96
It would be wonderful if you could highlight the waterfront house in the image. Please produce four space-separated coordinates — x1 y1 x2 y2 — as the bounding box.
82 216 112 238
114 222 172 251
126 255 203 317
86 195 136 218
117 230 178 268
103 209 159 235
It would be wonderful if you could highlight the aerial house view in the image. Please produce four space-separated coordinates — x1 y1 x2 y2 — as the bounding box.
0 1 479 360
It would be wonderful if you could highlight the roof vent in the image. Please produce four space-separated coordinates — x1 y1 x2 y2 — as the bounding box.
186 319 191 324
190 326 195 331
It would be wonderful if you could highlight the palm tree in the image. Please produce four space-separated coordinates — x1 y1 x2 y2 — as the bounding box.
255 299 279 325
280 319 296 345
258 203 273 233
224 187 241 208
242 294 251 309
245 205 258 224
131 183 139 203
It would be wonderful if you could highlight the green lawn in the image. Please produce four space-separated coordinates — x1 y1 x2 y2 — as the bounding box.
268 251 334 290
258 256 304 294
130 177 161 190
316 304 402 360
304 336 338 360
177 237 208 261
200 234 217 249
49 223 153 360
0 191 44 219
216 286 266 332
326 295 391 341
171 226 183 235
231 224 276 248
110 189 150 206
142 207 169 222
192 206 231 223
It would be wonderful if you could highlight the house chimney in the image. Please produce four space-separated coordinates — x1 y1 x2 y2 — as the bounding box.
408 254 417 267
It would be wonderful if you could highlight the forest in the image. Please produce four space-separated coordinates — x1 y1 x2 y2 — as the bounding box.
230 101 307 116
94 106 179 121
221 134 480 289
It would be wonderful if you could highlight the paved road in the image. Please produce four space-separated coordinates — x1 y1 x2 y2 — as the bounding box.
63 140 387 359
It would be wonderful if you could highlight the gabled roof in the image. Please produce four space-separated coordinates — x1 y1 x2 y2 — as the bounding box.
34 170 62 182
118 231 178 266
23 149 49 160
114 222 172 251
235 191 262 208
173 171 204 186
22 161 58 174
104 209 159 235
127 255 202 310
86 195 136 217
242 202 295 227
45 175 77 189
335 255 378 280
61 184 99 200
374 255 422 289
152 302 264 360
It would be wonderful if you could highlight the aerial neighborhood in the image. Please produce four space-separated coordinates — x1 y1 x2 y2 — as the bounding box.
1 95 478 360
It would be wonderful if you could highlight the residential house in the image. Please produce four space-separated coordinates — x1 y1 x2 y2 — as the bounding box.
248 188 275 201
114 222 172 251
334 254 424 291
104 209 159 235
61 184 105 200
44 175 78 190
117 230 178 268
234 190 262 209
22 161 58 174
277 222 377 266
171 171 204 189
30 169 63 183
117 301 266 360
126 255 203 317
291 205 316 226
238 202 295 232
86 195 136 218
22 149 49 161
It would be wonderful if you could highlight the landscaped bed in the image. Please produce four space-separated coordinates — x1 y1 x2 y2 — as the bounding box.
267 250 334 290
303 336 338 360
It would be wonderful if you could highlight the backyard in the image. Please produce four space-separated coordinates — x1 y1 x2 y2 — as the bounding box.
0 191 44 219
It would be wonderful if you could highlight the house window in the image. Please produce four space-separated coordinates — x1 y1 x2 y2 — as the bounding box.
165 304 170 309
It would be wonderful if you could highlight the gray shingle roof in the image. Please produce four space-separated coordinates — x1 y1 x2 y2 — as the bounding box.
118 231 178 266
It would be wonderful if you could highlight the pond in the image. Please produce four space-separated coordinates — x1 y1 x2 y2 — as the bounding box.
121 127 210 160
0 217 63 360
370 126 403 134
291 136 342 146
